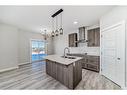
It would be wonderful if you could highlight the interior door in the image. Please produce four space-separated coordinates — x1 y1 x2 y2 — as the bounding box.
101 21 125 87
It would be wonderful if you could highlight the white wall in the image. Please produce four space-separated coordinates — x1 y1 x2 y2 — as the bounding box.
53 24 100 56
0 23 53 71
18 30 44 65
100 6 127 30
0 23 19 72
46 37 54 55
100 6 127 87
18 30 53 65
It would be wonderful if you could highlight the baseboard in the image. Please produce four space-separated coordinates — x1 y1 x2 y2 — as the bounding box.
121 86 127 90
122 83 127 89
0 66 19 73
18 62 30 66
31 60 45 63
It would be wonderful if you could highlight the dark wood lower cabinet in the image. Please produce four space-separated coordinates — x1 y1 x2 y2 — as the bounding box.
85 56 100 72
67 54 100 72
46 59 82 89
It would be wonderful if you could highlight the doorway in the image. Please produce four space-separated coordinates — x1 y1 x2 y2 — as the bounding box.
31 39 47 62
101 21 125 87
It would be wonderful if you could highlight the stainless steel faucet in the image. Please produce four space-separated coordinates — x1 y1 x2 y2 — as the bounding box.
64 47 70 57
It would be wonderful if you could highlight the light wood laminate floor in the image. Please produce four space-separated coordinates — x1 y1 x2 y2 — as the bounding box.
0 62 120 90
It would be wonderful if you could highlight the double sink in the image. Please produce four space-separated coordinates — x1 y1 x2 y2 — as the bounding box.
61 56 76 59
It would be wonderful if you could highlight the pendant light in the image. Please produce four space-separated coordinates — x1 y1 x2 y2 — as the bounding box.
51 9 63 37
51 18 55 37
59 12 63 35
44 29 47 40
55 16 59 36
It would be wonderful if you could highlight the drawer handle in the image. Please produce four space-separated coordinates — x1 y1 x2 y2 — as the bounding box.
117 58 120 60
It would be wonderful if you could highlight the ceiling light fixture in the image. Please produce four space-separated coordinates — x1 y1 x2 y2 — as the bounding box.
51 9 63 37
51 18 55 37
59 12 63 35
73 21 78 25
55 16 59 36
41 28 51 42
44 29 47 40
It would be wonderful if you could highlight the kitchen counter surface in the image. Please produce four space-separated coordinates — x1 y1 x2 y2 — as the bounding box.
67 53 100 56
45 55 82 65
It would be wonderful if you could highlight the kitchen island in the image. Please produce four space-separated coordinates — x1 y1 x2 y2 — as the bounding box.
45 55 82 89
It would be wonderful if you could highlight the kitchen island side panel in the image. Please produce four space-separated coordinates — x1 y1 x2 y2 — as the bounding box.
45 59 82 89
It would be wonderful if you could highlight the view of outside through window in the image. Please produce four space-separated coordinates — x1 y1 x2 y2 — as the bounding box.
32 40 47 61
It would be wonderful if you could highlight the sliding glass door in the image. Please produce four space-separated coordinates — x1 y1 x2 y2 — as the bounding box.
31 40 47 62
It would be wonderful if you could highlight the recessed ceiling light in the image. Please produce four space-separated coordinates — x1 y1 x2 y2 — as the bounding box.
73 21 78 25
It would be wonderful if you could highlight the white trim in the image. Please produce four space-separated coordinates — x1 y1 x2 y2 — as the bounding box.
100 20 126 88
122 87 127 90
86 24 100 30
18 62 30 66
0 66 19 73
125 21 127 87
99 23 102 75
30 38 44 42
121 87 127 90
101 21 125 32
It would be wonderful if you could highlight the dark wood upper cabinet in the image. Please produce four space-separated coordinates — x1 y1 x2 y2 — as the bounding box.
68 33 78 47
87 27 100 47
79 27 85 41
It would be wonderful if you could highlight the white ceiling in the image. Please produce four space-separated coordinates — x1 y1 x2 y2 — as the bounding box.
0 6 115 33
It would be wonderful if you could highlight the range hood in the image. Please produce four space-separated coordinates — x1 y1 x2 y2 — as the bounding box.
77 26 88 43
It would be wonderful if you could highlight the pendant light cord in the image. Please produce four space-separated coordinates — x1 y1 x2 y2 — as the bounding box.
56 16 58 30
61 13 62 28
52 18 54 31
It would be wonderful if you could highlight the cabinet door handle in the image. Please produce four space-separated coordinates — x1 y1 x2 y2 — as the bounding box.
117 58 121 60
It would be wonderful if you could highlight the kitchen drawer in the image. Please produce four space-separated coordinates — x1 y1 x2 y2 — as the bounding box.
81 58 87 62
80 59 87 68
67 54 100 72
82 63 87 68
87 64 99 72
87 57 99 62
87 61 99 65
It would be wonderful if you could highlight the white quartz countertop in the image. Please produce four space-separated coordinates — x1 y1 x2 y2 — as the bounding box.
67 53 100 56
45 55 82 65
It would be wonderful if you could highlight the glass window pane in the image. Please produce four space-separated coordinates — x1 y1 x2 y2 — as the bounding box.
32 40 47 62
